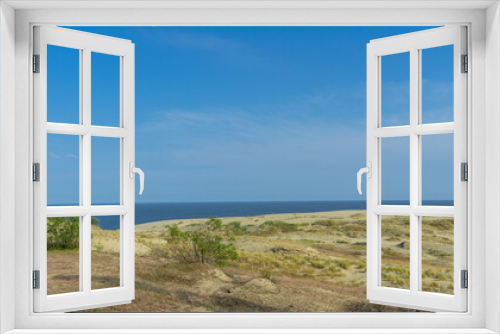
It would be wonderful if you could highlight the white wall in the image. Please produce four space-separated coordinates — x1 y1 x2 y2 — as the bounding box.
0 2 16 333
485 2 500 332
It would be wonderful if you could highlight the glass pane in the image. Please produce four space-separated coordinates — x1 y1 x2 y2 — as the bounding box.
421 133 454 206
47 217 80 295
92 216 121 290
47 134 80 206
381 136 410 205
421 45 454 124
381 52 410 127
381 215 410 289
91 137 121 205
92 52 120 127
421 216 454 295
47 45 80 124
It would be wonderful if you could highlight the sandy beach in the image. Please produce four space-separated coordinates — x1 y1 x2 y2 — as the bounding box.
135 209 364 232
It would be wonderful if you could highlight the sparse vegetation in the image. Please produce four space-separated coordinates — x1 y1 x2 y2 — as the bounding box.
45 210 453 312
165 217 239 268
47 217 100 250
256 220 299 236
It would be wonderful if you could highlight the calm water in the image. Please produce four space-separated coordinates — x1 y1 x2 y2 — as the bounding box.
95 200 453 230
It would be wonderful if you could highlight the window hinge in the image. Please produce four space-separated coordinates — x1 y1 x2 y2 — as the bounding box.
33 163 40 182
33 54 40 73
33 270 40 289
461 270 468 289
461 162 468 182
461 54 468 73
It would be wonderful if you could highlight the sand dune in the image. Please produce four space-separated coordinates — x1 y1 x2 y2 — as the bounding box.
135 209 365 232
45 210 453 312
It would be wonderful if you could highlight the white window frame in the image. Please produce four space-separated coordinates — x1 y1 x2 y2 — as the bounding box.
366 26 468 312
1 1 499 333
33 26 136 313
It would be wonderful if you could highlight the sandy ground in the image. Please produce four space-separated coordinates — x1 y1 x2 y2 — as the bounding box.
45 210 453 312
135 210 365 232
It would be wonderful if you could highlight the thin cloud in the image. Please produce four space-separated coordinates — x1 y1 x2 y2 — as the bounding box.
137 89 361 141
142 29 248 52
48 152 60 159
134 87 367 202
382 81 410 105
308 91 337 108
66 153 79 159
136 102 366 168
138 28 265 68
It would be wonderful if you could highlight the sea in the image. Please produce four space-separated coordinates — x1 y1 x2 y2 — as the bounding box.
93 200 453 230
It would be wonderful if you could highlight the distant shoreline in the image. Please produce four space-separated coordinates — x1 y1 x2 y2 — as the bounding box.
91 200 452 230
135 209 366 232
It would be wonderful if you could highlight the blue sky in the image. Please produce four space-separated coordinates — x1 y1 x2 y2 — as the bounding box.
46 26 454 205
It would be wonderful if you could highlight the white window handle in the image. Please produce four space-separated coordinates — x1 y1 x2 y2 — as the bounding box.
129 162 145 195
357 162 372 195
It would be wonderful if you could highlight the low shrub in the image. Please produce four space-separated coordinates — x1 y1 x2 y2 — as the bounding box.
256 220 298 236
165 217 238 268
47 217 100 250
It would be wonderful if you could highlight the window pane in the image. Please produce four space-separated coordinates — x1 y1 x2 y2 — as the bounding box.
47 217 80 295
381 52 410 127
381 136 410 205
47 134 80 206
421 45 454 124
92 216 121 290
91 137 121 205
47 45 80 124
421 133 454 206
421 216 454 295
381 215 410 290
92 52 120 127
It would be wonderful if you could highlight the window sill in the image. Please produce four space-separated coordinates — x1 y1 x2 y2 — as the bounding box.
4 329 497 334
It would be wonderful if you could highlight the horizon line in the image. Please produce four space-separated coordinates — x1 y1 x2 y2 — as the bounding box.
48 199 453 206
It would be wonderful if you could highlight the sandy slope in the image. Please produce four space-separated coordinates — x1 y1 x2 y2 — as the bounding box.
50 209 451 312
135 209 365 232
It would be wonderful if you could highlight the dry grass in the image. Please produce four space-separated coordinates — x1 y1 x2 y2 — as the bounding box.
47 250 79 295
44 211 453 312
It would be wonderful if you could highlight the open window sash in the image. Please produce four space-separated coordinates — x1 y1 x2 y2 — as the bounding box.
33 26 136 313
366 26 467 312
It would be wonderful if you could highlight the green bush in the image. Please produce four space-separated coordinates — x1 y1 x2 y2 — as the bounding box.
256 220 298 236
165 217 238 268
227 221 249 235
47 217 100 250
